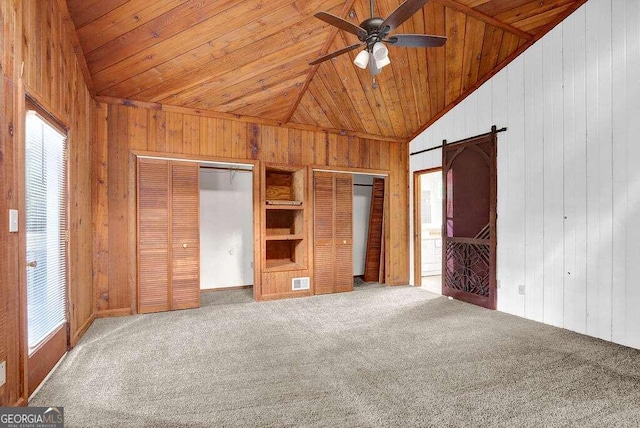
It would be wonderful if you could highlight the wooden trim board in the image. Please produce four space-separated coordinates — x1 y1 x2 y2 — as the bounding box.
96 96 404 144
412 167 442 288
200 285 253 292
94 309 133 318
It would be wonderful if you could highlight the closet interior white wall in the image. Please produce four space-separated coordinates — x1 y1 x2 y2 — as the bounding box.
199 163 254 290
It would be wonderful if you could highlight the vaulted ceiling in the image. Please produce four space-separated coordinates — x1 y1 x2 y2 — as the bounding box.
66 0 586 140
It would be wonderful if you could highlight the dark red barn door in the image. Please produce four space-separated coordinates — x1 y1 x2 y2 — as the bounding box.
442 132 497 309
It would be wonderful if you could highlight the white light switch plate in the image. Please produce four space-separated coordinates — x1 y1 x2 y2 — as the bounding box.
0 361 6 387
9 209 18 232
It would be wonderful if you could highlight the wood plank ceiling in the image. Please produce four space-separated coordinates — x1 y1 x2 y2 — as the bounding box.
66 0 586 140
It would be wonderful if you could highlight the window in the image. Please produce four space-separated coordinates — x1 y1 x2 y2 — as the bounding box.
25 109 67 353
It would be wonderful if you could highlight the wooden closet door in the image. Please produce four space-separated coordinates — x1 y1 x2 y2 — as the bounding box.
364 177 385 282
313 172 353 294
313 172 335 295
137 159 200 313
334 174 353 292
138 158 170 313
170 162 200 310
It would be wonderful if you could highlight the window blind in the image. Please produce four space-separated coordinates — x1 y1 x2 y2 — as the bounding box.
25 110 67 353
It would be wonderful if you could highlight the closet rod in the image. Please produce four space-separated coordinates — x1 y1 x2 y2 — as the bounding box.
200 165 252 172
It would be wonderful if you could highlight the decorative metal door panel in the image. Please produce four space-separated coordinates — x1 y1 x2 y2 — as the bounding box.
442 132 497 309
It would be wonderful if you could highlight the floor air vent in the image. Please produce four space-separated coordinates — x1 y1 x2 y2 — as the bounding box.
292 277 310 291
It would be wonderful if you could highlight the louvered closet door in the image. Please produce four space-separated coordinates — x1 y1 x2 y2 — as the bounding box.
364 178 385 282
313 172 335 295
313 172 353 294
334 174 353 292
170 162 200 310
138 158 170 313
138 159 200 313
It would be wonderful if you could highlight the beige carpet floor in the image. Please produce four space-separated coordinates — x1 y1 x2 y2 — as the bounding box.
30 283 640 427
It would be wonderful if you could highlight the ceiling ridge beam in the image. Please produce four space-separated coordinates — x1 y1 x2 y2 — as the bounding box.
95 95 404 143
283 0 358 123
433 0 534 41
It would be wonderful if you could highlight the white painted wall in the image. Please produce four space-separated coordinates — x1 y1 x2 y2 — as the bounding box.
353 175 374 276
419 171 442 277
409 0 640 349
199 168 253 289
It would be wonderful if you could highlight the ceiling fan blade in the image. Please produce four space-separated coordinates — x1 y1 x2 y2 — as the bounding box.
379 0 430 34
386 34 447 48
314 12 367 40
309 43 363 65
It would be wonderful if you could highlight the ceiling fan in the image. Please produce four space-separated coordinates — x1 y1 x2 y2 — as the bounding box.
310 0 446 75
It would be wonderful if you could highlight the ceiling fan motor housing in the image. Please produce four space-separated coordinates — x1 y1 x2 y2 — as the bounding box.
359 17 389 48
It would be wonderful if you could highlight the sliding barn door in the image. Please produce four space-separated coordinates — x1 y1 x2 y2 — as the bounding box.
313 172 353 294
138 158 200 314
442 133 497 309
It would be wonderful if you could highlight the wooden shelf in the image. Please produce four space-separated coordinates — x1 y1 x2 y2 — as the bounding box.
266 199 302 206
265 204 304 210
265 234 304 241
260 164 309 294
264 259 306 272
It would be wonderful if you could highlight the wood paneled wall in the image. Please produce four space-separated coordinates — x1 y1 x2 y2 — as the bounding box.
409 0 640 350
0 0 94 406
94 102 409 314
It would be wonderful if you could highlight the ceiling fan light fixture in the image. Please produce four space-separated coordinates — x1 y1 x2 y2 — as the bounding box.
354 50 370 69
375 54 391 69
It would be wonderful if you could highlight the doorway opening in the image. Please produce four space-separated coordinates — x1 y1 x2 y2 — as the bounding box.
136 156 255 313
25 105 69 396
311 169 386 294
413 168 443 294
199 162 254 305
353 174 386 289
